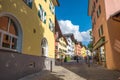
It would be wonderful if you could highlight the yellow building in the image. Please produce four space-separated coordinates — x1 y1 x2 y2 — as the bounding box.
0 0 59 57
0 0 59 79
81 46 87 58
0 0 59 71
56 36 68 59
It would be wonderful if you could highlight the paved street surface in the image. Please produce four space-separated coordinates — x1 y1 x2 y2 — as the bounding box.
19 60 120 80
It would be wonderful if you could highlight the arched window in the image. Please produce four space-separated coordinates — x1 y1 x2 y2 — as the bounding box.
0 16 22 52
41 38 48 57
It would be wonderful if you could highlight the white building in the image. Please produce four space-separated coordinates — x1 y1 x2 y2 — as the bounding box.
63 34 75 56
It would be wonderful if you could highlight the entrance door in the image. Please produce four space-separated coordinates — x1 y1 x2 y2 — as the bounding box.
41 38 50 70
41 38 48 57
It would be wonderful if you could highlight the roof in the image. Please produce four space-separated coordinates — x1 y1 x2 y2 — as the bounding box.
63 36 68 45
52 0 60 6
63 33 75 42
55 17 62 37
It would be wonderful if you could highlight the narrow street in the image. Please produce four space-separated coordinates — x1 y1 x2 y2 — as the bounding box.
19 60 120 80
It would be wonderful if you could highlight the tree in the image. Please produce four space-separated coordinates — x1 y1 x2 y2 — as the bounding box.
87 42 93 52
88 30 93 52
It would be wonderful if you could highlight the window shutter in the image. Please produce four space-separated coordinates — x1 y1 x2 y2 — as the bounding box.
52 6 55 14
44 12 46 23
49 19 54 32
38 4 43 20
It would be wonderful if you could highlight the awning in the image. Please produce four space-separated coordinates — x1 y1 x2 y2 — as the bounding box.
93 37 106 50
111 11 120 22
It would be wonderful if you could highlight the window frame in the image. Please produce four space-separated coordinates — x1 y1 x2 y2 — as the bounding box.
98 25 103 37
38 4 46 24
23 0 33 8
97 5 101 18
0 17 18 51
49 18 54 32
49 1 55 14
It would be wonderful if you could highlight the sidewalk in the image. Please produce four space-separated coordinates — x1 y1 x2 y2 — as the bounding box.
19 66 86 80
19 61 120 80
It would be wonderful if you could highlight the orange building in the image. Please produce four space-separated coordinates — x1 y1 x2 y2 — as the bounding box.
88 0 120 70
75 41 82 56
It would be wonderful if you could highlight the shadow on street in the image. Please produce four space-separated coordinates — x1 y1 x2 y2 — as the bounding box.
58 60 120 80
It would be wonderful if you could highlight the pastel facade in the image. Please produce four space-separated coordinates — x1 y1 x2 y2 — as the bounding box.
0 1 59 79
0 0 59 58
75 41 82 56
64 34 75 56
57 36 68 59
88 0 120 70
81 46 87 58
55 18 68 59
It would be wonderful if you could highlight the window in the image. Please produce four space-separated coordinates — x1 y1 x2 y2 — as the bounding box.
96 0 98 3
38 4 46 24
23 0 33 8
0 16 18 50
55 46 58 49
97 6 101 18
93 36 95 44
49 1 55 14
44 0 47 2
98 25 103 37
49 18 54 32
43 11 46 23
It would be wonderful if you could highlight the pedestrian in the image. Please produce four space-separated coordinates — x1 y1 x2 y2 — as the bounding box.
88 55 93 67
76 56 79 63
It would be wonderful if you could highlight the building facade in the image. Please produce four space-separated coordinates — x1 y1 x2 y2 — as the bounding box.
64 34 75 57
81 46 87 58
56 36 68 59
55 18 68 60
0 0 59 79
88 0 120 70
75 41 82 56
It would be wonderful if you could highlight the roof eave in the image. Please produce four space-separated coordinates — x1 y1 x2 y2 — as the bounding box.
52 0 60 6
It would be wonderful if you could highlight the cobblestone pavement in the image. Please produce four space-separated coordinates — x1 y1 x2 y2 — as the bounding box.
19 60 120 80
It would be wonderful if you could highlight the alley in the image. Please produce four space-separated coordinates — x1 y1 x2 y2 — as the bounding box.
19 60 120 80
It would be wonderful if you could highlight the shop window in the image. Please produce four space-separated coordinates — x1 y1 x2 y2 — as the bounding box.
23 0 33 8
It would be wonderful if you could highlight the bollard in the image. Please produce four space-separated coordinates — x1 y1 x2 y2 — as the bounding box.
50 60 52 72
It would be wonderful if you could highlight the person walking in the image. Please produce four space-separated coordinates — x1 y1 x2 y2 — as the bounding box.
76 56 79 63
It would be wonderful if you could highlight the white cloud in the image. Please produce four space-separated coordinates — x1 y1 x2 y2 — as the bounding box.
58 20 91 43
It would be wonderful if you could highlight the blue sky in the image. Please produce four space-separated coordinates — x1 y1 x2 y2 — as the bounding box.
55 0 92 46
